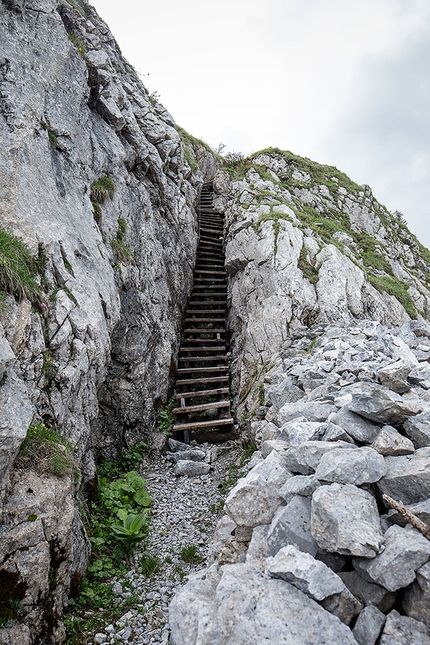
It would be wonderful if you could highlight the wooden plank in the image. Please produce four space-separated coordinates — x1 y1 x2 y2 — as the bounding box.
183 328 226 334
185 317 226 323
186 309 226 314
176 375 229 386
179 355 228 363
180 345 227 352
172 418 234 432
177 366 229 374
173 400 230 414
175 388 229 399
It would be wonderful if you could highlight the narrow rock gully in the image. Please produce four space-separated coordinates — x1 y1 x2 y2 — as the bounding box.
87 186 242 645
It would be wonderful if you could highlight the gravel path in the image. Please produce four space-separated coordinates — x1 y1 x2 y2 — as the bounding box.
89 440 243 645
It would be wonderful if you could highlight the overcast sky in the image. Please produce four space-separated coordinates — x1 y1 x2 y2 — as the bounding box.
91 0 430 249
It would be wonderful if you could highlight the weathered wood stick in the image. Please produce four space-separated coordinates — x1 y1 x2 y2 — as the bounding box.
382 494 430 541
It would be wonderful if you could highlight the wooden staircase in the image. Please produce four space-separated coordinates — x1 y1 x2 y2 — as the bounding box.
172 184 235 443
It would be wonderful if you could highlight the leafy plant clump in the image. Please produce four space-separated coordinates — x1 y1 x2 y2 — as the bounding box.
141 552 161 578
90 175 115 204
0 228 43 304
65 463 151 643
15 422 76 478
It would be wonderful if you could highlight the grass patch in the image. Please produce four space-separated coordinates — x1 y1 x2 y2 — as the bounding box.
180 545 204 565
369 275 417 319
15 422 76 479
298 245 319 284
0 228 43 304
141 553 161 578
67 32 87 58
90 176 115 204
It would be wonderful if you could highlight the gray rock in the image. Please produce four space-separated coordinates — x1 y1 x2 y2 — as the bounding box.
169 562 358 644
261 439 289 458
339 571 396 612
380 609 430 645
321 587 363 626
284 440 356 474
371 425 415 456
168 438 191 452
348 383 422 425
267 496 318 557
278 420 326 446
311 483 383 557
376 448 430 504
0 376 34 494
378 359 412 394
174 460 211 477
225 450 291 529
280 474 320 504
404 411 430 448
277 399 336 425
315 447 386 485
265 376 304 413
408 363 430 388
332 404 380 443
267 545 344 601
403 561 430 628
322 422 355 443
251 420 279 443
246 524 271 571
353 524 430 592
167 449 206 463
352 606 386 645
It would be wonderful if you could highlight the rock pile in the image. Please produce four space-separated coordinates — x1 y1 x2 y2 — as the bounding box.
169 318 430 644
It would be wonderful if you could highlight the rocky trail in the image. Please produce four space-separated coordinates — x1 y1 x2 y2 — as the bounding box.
82 441 243 645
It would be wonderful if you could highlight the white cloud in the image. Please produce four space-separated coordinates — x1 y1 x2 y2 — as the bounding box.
91 0 430 247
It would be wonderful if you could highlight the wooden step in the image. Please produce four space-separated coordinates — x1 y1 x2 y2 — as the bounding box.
180 347 226 354
179 355 228 363
172 418 234 432
175 387 229 400
194 270 226 276
183 329 226 335
177 366 229 374
186 309 225 315
176 375 229 386
173 400 230 414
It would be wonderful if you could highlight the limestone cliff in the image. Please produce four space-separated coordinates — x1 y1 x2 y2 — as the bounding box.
213 150 430 414
0 0 209 642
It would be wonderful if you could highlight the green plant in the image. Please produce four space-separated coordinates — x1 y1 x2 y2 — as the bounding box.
180 545 204 565
141 552 161 578
15 422 76 478
99 470 151 521
68 32 87 57
306 338 318 354
42 350 57 381
157 396 176 435
90 175 115 204
117 217 127 242
298 245 319 284
258 383 265 406
0 227 42 304
110 238 132 262
111 513 148 549
369 275 418 319
92 201 102 224
98 441 147 480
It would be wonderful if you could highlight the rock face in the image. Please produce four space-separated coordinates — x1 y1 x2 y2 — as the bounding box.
0 0 209 640
170 318 430 643
216 150 430 416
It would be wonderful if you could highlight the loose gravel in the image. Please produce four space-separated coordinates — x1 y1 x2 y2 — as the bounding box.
88 440 243 645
